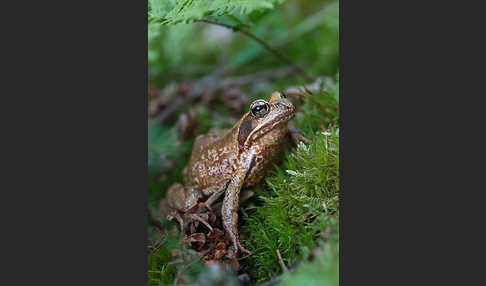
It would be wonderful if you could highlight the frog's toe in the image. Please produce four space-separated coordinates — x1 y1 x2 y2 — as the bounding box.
198 202 213 214
187 213 214 233
237 241 252 255
227 233 252 255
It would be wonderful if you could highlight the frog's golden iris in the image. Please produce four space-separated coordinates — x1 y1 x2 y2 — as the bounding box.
250 100 270 118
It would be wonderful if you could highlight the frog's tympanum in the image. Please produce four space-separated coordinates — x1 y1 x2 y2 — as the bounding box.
167 91 295 254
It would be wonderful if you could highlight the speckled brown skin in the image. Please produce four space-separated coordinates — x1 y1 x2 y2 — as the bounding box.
167 91 295 254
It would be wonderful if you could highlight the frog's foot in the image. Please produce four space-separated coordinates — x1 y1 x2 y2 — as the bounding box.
227 232 252 255
288 125 311 146
186 213 214 233
223 216 252 256
237 240 252 255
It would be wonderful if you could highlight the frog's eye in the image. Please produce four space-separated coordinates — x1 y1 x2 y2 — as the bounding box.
250 100 270 118
281 92 287 99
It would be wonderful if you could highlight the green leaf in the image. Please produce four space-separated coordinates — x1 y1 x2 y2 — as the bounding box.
148 0 285 25
148 0 177 18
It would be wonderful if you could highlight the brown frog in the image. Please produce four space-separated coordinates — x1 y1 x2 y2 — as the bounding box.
167 91 296 254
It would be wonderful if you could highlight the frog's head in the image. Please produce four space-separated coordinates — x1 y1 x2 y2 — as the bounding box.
237 91 295 152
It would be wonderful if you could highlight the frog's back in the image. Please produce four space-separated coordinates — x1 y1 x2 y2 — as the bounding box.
184 128 238 189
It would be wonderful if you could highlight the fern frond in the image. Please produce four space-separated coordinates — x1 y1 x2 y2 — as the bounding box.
148 0 284 25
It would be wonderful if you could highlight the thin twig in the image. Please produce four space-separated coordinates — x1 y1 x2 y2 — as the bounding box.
150 66 297 124
276 249 289 273
148 237 167 254
198 19 314 82
283 77 328 98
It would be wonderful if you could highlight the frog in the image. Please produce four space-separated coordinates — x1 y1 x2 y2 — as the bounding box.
167 91 297 255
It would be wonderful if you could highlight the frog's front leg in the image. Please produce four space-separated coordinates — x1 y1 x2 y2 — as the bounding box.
212 189 254 215
221 154 254 255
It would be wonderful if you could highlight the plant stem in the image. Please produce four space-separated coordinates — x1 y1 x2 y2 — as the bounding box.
198 19 314 82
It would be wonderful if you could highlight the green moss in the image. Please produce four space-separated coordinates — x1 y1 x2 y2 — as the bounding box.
294 75 339 134
242 129 339 283
241 79 339 284
279 227 339 286
148 234 181 285
148 227 207 286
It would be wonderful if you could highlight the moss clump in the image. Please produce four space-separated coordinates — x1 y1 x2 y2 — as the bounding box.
242 127 339 283
279 224 339 286
294 75 339 134
241 77 339 284
148 243 178 285
148 229 206 286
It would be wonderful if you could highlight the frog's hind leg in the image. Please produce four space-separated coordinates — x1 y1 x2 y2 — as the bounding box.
167 183 202 233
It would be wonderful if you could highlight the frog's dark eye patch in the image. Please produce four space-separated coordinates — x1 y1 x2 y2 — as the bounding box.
238 116 257 152
250 100 270 118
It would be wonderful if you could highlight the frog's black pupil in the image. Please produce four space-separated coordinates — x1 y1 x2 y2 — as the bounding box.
255 105 262 111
